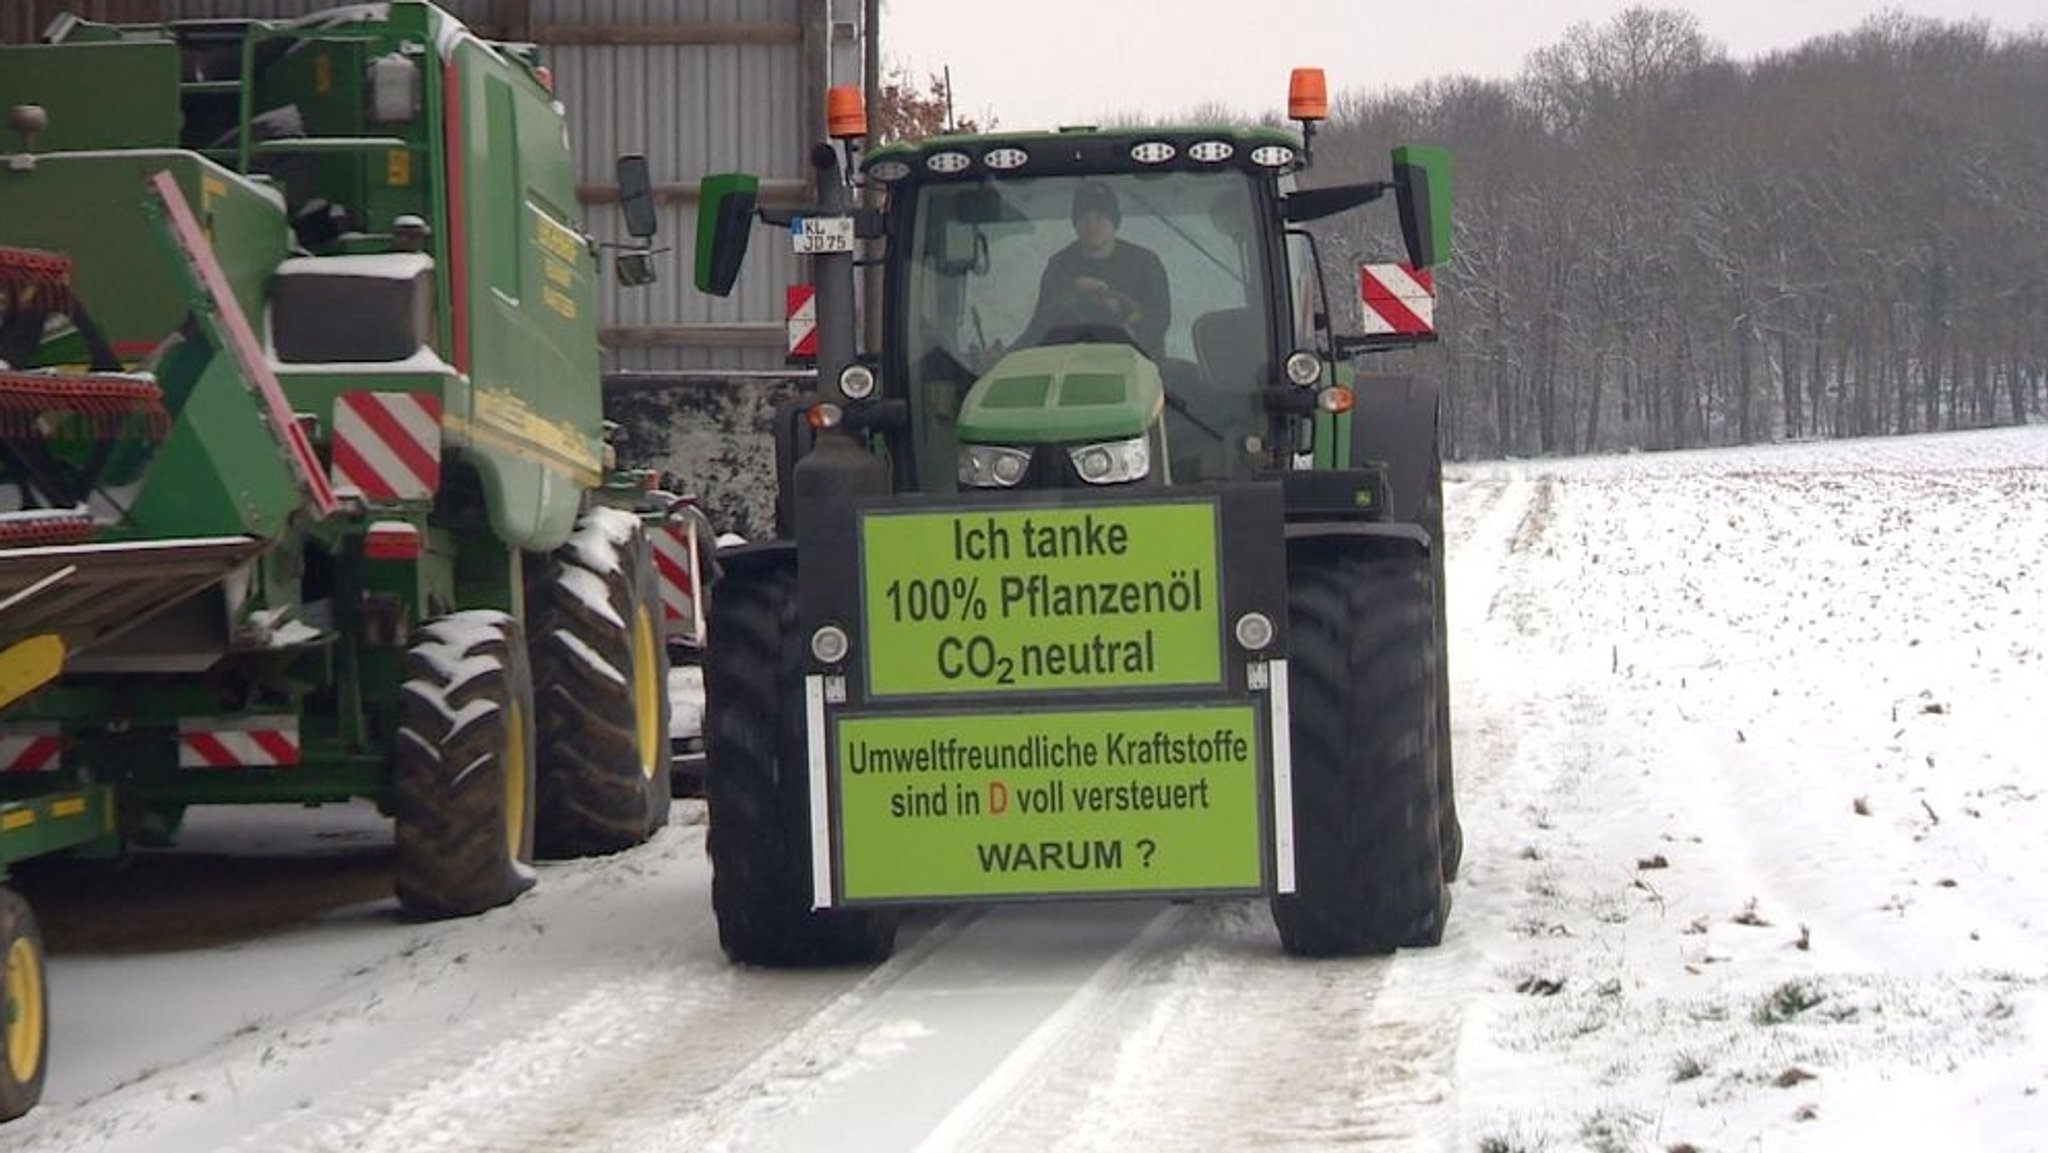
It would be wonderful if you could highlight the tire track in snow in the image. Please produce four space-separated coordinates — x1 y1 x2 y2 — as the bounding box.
586 908 981 1153
1436 465 1642 1148
1441 470 1546 644
243 903 979 1153
957 901 1463 1153
646 904 1165 1152
238 964 851 1153
222 821 738 1153
210 824 938 1153
8 817 755 1153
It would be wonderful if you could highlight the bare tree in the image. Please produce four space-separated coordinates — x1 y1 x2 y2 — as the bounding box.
1319 7 2048 458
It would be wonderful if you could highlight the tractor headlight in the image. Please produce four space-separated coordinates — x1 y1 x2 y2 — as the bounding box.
810 624 850 664
1067 436 1150 485
838 362 876 400
1234 611 1276 651
959 444 1032 488
866 159 913 183
1284 350 1323 386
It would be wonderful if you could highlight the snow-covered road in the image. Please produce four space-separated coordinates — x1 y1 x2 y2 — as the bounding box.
9 426 2046 1152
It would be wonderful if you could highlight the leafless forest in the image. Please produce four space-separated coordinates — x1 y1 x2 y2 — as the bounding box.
1314 7 2048 459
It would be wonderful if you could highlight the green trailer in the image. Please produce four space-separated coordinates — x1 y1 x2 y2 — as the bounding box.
0 2 678 1119
691 76 1463 968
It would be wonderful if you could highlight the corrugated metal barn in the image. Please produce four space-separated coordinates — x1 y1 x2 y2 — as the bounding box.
3 0 870 377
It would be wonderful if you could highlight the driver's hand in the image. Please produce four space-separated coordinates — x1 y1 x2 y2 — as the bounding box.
1073 276 1131 323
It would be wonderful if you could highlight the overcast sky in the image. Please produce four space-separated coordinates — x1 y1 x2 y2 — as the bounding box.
878 0 2044 129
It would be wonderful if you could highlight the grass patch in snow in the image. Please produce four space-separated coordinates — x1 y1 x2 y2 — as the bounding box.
1577 1105 1651 1153
1477 1127 1551 1153
1752 978 1827 1024
1670 1050 1709 1082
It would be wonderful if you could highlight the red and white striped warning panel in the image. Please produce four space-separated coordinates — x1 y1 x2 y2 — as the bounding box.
1359 263 1435 336
331 391 442 502
652 517 705 646
178 715 301 769
0 723 61 774
786 284 818 359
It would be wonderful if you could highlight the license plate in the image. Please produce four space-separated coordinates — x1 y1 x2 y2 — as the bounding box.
791 215 856 254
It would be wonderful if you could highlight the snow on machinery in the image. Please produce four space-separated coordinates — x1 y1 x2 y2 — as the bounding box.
0 0 698 1119
692 71 1462 966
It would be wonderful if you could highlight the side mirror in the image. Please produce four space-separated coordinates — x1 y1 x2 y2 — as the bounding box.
695 171 760 297
617 154 658 239
1391 145 1453 270
615 249 657 287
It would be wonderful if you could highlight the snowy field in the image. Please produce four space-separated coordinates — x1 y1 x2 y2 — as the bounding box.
6 424 2045 1152
1441 427 2048 1151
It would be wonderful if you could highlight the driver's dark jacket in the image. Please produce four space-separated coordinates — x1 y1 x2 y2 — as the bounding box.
1022 239 1170 358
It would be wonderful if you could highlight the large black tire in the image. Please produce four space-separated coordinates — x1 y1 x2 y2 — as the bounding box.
527 509 672 858
703 562 896 967
393 610 538 920
0 888 47 1122
1271 541 1448 956
1420 442 1464 883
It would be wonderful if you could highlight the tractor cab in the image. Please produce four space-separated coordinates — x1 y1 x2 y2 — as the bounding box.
867 121 1451 498
888 151 1283 489
697 70 1450 512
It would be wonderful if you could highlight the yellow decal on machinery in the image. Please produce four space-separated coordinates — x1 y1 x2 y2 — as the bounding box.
0 634 64 713
532 207 585 320
541 286 577 320
532 209 585 265
456 388 602 486
201 175 228 241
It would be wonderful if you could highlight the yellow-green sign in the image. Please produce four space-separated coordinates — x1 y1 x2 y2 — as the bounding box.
835 704 1264 901
860 502 1222 697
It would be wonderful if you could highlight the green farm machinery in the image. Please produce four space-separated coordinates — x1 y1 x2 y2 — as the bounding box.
0 1 685 1118
692 74 1462 967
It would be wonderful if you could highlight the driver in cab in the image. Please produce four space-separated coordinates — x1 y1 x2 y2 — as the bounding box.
1021 180 1169 359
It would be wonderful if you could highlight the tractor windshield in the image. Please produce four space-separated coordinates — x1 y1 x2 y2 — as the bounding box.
902 169 1274 488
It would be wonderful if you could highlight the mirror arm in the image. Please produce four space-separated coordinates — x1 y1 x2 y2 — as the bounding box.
1283 181 1393 224
1334 332 1440 357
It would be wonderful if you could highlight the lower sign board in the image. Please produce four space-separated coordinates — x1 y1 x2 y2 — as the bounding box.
834 702 1264 901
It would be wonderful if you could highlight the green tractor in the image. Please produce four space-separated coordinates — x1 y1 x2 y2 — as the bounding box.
693 73 1461 966
0 1 682 1118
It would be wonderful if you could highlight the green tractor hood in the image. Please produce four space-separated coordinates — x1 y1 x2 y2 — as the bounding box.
956 343 1164 446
